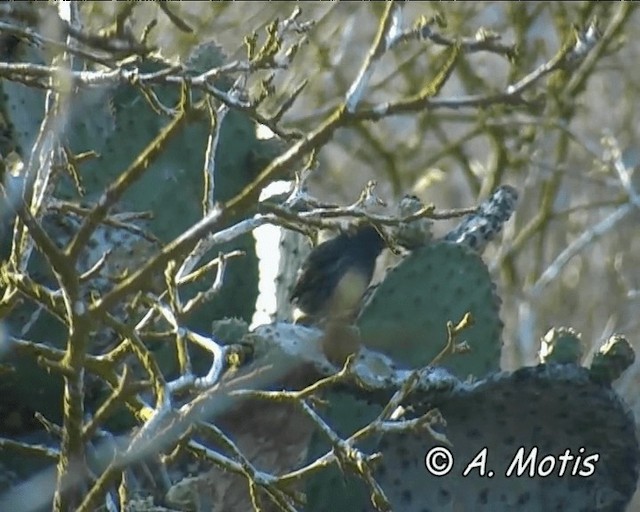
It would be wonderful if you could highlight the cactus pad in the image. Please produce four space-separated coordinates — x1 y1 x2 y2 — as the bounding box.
539 326 584 365
372 364 639 512
395 194 434 250
358 241 503 377
590 334 635 385
444 184 518 252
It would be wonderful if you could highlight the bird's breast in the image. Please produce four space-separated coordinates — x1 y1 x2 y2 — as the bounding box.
326 268 371 318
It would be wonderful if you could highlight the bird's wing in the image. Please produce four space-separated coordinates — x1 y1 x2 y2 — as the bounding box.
290 241 346 305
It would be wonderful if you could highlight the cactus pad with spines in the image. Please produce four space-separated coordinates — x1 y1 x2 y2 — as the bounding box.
358 240 503 377
372 364 639 512
444 184 519 252
395 194 434 250
211 317 250 346
0 40 283 430
539 326 584 365
1 41 273 325
307 240 503 511
590 334 635 385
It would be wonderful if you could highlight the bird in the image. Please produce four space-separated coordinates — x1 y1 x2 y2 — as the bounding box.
290 224 386 326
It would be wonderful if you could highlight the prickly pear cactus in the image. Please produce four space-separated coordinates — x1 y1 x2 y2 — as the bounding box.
590 334 635 385
395 194 434 250
274 228 311 322
67 43 271 328
0 210 161 429
444 184 519 252
211 317 250 345
306 240 503 511
359 240 503 377
371 363 639 512
351 185 517 375
0 40 282 429
1 41 277 326
306 188 513 511
539 326 584 365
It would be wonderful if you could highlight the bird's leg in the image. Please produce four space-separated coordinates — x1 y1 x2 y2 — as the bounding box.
319 319 362 367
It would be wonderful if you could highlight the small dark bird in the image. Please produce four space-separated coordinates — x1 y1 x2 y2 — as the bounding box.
290 224 386 326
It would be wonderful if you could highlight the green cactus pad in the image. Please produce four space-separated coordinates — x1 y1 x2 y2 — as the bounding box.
358 241 503 377
444 184 519 253
539 326 584 365
211 317 250 345
590 334 635 385
2 42 273 326
395 194 434 250
1 40 284 431
372 364 639 512
307 241 503 509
